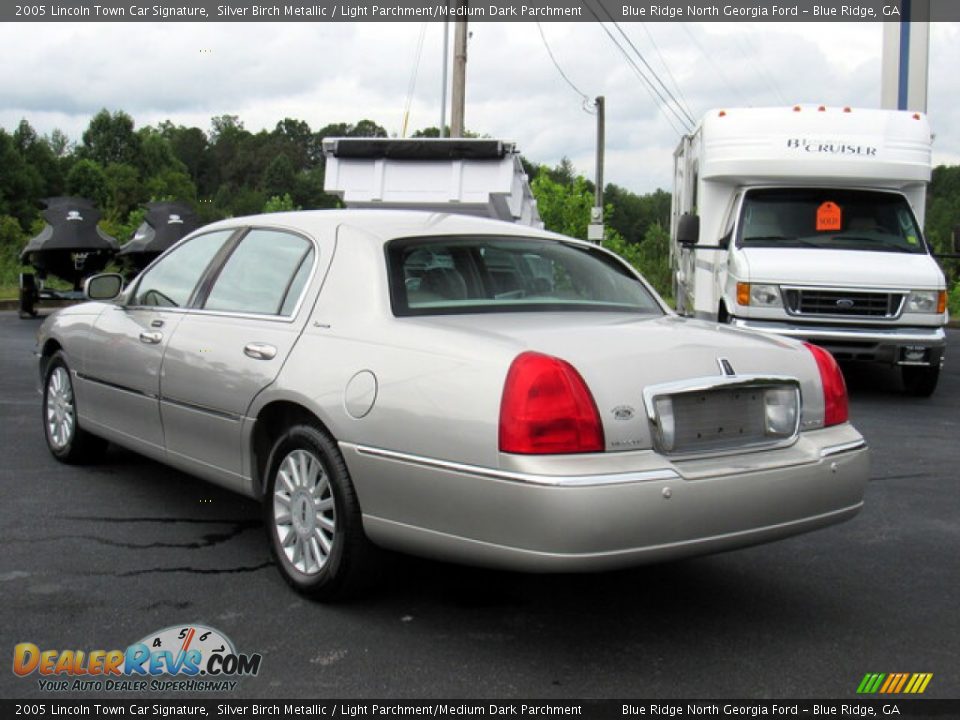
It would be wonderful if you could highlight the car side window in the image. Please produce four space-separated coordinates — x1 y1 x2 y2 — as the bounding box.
132 231 233 308
203 229 314 316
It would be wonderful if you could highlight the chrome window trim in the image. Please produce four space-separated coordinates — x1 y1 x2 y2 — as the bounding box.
352 444 680 487
200 227 318 319
125 229 240 312
123 225 321 323
642 375 803 460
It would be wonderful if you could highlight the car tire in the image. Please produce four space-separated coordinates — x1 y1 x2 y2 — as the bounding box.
263 424 374 600
901 365 939 397
42 351 108 464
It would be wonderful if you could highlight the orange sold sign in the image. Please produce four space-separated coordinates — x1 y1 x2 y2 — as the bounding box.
816 201 842 231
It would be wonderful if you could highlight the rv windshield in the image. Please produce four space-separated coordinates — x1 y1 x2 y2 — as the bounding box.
738 189 926 254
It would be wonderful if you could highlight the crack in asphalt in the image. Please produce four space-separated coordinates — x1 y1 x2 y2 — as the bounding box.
869 473 929 482
11 523 259 550
114 562 274 577
58 515 258 525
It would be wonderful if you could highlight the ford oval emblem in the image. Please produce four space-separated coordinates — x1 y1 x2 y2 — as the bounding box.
836 298 855 309
612 405 635 421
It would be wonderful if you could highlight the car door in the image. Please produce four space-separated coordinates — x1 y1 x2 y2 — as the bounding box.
80 230 235 454
159 227 330 489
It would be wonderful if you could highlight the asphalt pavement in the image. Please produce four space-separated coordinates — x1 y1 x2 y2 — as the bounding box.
0 310 957 700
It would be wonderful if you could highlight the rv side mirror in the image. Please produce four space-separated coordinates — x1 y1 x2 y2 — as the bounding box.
84 273 124 301
677 214 700 245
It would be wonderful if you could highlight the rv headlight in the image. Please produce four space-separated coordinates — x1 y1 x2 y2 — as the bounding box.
737 283 782 307
764 387 799 438
904 290 945 314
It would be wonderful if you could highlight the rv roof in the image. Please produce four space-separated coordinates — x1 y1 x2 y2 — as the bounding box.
696 106 931 186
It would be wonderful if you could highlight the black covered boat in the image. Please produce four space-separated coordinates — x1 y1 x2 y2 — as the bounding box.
19 197 118 317
118 201 200 273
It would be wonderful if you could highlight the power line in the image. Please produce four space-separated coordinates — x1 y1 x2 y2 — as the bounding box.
536 22 596 114
735 29 788 105
609 19 697 128
639 23 698 123
401 23 428 137
584 1 690 135
680 24 751 107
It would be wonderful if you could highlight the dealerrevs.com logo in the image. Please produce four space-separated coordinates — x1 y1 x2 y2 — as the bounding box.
13 624 262 692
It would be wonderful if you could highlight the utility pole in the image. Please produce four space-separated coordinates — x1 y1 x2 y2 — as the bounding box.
881 0 930 112
440 20 450 138
451 11 468 138
588 96 605 243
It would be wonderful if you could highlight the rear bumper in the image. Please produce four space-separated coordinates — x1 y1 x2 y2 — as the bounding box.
342 425 869 572
730 318 946 366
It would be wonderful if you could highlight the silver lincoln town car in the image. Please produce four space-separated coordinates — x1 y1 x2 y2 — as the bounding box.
36 209 869 599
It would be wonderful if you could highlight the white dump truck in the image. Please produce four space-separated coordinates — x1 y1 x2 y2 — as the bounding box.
322 137 542 228
671 106 948 396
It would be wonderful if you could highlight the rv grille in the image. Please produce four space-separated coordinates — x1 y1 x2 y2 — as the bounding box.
782 288 905 318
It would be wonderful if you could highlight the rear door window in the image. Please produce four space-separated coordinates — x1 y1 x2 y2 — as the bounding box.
204 229 314 316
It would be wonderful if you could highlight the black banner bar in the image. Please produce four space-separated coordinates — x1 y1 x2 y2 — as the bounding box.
3 699 960 719
5 0 960 23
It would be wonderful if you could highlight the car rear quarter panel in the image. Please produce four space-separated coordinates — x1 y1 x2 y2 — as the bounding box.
264 226 516 470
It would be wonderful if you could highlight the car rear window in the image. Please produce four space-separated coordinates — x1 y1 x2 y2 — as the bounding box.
387 236 662 317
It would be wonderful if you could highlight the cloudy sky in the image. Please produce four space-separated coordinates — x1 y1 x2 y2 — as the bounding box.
1 20 958 194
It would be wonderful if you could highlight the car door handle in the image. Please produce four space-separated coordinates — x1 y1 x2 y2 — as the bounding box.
139 331 163 344
244 342 277 360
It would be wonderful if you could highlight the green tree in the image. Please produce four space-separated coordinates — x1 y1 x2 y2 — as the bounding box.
232 188 266 216
137 128 188 178
0 214 28 295
104 162 143 220
145 169 197 203
81 109 140 166
46 129 72 158
159 123 212 192
272 118 318 168
0 129 45 228
261 154 296 198
263 193 299 213
926 164 960 287
17 123 64 198
531 169 594 239
66 159 108 207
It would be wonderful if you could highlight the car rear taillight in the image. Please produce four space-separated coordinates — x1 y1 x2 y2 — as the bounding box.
804 343 848 427
499 351 604 454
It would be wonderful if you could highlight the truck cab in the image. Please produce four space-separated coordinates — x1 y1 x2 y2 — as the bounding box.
671 107 947 396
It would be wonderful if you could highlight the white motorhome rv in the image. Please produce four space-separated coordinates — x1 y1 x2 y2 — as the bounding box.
671 106 947 396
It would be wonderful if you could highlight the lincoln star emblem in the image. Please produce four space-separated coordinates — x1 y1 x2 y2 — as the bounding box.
718 358 736 376
612 405 635 421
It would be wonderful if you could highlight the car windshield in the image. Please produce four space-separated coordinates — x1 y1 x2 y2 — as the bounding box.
387 235 663 316
738 188 927 254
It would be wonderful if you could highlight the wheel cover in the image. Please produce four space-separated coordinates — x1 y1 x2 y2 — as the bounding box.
46 367 75 450
272 448 336 575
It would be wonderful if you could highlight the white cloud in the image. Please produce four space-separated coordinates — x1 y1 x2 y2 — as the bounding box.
0 20 957 194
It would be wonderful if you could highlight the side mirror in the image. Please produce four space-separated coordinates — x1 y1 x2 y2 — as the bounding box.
84 273 124 301
677 214 700 245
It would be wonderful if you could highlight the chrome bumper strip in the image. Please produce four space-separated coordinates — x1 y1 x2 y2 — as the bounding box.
352 445 680 487
820 439 868 458
731 319 946 345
